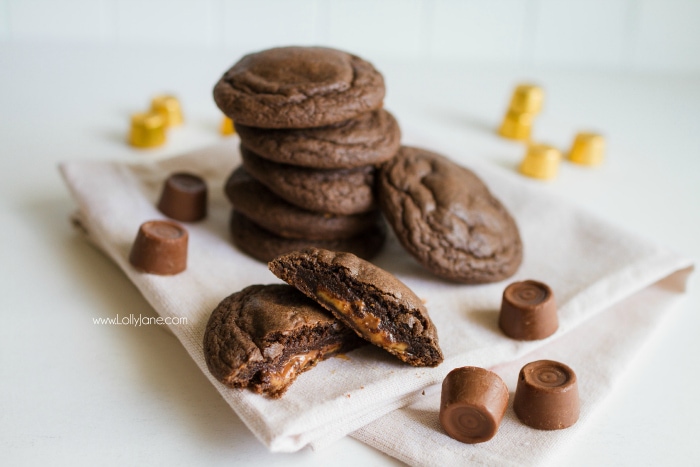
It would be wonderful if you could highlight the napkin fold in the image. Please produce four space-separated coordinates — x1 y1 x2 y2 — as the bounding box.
352 267 692 466
59 138 692 459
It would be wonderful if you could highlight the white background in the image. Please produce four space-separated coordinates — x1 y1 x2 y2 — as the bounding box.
2 1 700 466
1 0 700 72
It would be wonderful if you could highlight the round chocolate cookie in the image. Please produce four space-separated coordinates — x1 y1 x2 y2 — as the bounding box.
235 109 401 169
229 210 385 263
225 166 381 240
203 284 363 398
241 146 376 215
269 248 444 367
377 146 523 284
213 46 385 129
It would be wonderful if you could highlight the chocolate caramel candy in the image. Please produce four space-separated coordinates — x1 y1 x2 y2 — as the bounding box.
499 280 558 340
129 220 188 275
514 360 580 430
439 367 509 444
157 172 207 222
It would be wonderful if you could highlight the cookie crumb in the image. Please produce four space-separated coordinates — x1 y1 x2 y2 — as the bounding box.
422 390 425 396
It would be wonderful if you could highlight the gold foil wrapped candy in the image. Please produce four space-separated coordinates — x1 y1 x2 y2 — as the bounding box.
499 110 535 141
519 143 562 180
129 112 166 149
508 84 544 114
151 94 184 127
498 84 544 141
568 132 605 166
221 116 235 136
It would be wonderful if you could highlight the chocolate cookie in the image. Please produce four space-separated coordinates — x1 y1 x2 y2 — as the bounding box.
269 248 444 367
225 166 381 240
213 46 385 129
235 109 401 169
241 146 376 215
230 210 385 263
378 146 523 284
203 284 363 398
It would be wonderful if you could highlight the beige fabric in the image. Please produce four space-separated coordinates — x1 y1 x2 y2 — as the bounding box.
352 268 693 465
59 138 692 457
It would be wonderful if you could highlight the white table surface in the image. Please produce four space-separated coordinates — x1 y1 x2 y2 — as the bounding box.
2 43 699 466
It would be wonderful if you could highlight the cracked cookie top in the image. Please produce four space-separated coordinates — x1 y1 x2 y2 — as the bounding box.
377 146 523 284
213 46 385 129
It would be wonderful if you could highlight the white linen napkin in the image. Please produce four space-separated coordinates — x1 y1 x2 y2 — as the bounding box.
59 137 692 457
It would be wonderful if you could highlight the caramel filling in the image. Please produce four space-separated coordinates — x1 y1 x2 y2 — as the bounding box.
316 288 357 315
264 343 342 392
316 288 408 352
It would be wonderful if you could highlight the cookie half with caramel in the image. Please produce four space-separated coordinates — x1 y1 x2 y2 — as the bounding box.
269 248 443 367
203 284 363 398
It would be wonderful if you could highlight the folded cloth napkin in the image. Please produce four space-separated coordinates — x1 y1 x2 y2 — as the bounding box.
352 268 692 466
59 137 692 457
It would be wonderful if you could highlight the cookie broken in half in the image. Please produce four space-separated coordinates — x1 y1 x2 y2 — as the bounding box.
269 248 443 367
203 283 363 398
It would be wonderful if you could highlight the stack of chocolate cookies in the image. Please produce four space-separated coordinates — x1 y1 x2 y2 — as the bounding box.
214 46 401 263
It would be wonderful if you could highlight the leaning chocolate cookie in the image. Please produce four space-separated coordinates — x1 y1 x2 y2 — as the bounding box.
241 146 377 215
235 109 401 169
225 166 381 240
213 46 385 129
378 146 523 284
230 210 386 263
203 284 363 398
269 248 444 367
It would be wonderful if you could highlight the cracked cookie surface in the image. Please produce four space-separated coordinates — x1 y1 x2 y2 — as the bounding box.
213 46 385 129
377 146 523 284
